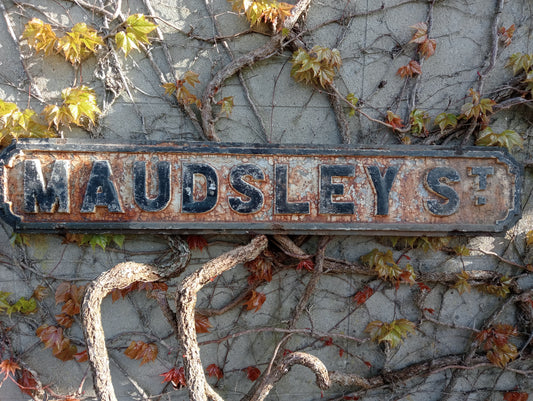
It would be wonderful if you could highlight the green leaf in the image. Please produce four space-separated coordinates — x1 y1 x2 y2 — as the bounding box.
434 112 457 132
125 14 157 45
476 128 523 150
11 297 38 315
365 319 416 347
112 234 125 248
506 52 533 75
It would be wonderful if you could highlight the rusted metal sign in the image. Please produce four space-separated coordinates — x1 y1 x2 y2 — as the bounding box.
0 139 521 234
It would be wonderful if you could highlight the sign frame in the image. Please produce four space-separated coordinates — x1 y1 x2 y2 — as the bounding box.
0 139 522 235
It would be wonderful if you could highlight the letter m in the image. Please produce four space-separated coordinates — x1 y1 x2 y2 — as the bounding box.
24 160 70 213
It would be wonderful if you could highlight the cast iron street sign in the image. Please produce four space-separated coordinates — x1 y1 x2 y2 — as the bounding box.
0 139 521 234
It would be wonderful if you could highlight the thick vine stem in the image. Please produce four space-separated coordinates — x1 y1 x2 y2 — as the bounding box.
200 0 312 140
244 352 330 401
82 258 188 401
175 235 268 401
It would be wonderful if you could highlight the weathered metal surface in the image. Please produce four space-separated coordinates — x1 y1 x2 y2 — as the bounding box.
0 139 522 234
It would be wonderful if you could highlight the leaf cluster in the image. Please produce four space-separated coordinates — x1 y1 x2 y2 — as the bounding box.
0 292 38 316
44 86 101 130
474 324 518 367
243 290 267 312
364 319 416 348
291 46 342 89
124 340 158 365
35 325 79 361
460 88 495 126
160 367 186 388
388 236 449 252
163 71 202 107
0 100 54 146
476 127 523 151
229 0 294 28
361 249 416 287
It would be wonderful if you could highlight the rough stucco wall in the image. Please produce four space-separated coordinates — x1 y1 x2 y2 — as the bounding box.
0 0 532 400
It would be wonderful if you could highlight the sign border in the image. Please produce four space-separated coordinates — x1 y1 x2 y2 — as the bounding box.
0 139 522 235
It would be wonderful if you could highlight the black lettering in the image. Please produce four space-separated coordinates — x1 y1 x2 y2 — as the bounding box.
182 163 218 213
81 161 123 213
367 165 399 216
319 165 355 214
133 161 171 212
469 166 493 190
274 164 309 214
24 160 70 213
426 167 460 216
229 164 265 214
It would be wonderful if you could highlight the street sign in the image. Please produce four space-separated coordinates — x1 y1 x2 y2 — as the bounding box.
0 139 522 234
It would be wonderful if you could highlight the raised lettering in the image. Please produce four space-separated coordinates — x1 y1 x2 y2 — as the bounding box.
274 164 309 214
319 165 355 214
229 164 265 214
367 165 398 216
133 161 171 212
426 167 460 216
182 163 218 213
81 160 123 213
24 160 70 213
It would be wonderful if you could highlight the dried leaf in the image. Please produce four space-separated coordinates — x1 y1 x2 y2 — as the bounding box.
243 290 266 312
397 60 421 78
419 38 436 58
53 338 78 361
55 313 74 328
386 110 404 131
409 22 428 44
74 350 88 363
244 366 261 381
246 255 273 283
17 368 38 397
0 359 20 377
36 325 64 349
206 364 224 380
195 313 212 334
124 341 158 365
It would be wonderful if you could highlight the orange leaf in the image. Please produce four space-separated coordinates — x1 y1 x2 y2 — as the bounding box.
0 359 20 377
55 282 84 316
31 285 48 301
124 341 158 365
244 366 261 381
353 286 374 305
52 338 77 361
419 38 436 58
195 313 212 334
296 259 314 271
160 366 186 388
187 235 208 251
397 60 422 78
243 290 266 312
386 111 404 131
206 363 224 380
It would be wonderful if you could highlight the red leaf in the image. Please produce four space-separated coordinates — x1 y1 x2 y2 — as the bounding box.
423 308 435 314
206 364 224 380
246 255 273 284
322 337 333 346
343 396 360 400
504 392 528 401
244 366 261 382
339 348 344 357
74 350 88 363
282 349 292 356
187 235 208 251
195 313 212 334
353 286 374 305
363 360 372 368
36 325 64 349
160 367 186 389
296 259 314 271
55 282 84 316
419 38 436 58
124 341 158 365
417 282 431 292
243 290 267 313
17 368 38 397
386 111 404 131
0 359 20 377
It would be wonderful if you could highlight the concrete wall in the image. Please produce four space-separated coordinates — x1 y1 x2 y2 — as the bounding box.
0 0 532 400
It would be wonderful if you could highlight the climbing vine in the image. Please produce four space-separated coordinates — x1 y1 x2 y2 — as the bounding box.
0 0 532 400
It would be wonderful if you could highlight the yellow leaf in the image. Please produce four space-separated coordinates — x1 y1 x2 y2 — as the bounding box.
23 18 58 56
162 82 177 96
115 31 139 57
125 14 157 45
61 86 100 126
58 23 103 64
